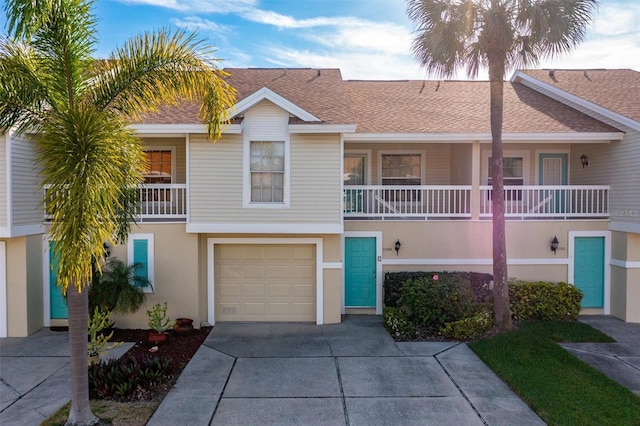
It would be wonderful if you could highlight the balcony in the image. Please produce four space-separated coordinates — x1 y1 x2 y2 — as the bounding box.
44 184 187 222
344 185 609 220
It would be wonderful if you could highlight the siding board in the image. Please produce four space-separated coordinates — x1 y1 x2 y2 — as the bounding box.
0 136 7 227
10 134 42 227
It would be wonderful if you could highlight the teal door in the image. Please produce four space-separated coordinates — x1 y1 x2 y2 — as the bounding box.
49 241 68 319
345 237 376 307
574 237 605 308
539 154 568 213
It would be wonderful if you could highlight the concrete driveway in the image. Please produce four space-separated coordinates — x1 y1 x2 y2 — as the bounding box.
149 316 543 425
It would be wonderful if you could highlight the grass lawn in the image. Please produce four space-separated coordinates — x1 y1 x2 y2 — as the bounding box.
469 321 640 426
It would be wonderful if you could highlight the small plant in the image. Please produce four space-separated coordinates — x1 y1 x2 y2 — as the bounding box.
89 258 152 315
383 307 416 340
88 307 122 358
88 355 172 401
147 302 172 333
441 309 493 340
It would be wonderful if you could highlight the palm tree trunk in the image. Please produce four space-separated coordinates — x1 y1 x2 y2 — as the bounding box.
65 283 99 426
488 58 512 331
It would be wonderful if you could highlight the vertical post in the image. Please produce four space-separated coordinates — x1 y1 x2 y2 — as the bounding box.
471 141 480 220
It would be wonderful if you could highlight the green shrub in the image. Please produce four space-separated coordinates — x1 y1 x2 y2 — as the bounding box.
383 307 416 340
399 275 474 332
441 309 493 340
89 355 171 401
384 271 492 307
509 280 583 321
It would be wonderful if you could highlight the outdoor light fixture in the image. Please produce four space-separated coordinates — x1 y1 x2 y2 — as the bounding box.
550 236 559 254
395 239 401 256
103 242 111 258
580 154 589 168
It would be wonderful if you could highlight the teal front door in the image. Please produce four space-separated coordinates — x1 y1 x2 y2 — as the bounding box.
574 237 605 308
345 237 376 307
49 241 68 319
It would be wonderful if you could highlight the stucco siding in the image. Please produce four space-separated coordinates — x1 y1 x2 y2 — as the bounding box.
10 134 42 227
0 136 7 228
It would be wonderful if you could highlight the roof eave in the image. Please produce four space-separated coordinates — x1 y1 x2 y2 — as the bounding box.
344 132 623 142
512 71 640 132
228 87 321 122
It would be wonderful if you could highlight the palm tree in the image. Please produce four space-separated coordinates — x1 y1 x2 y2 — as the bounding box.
406 0 598 330
0 0 235 423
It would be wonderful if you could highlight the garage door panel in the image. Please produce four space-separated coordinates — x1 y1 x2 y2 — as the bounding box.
215 244 316 322
267 283 290 297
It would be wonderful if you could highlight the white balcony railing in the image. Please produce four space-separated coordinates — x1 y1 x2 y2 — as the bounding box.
344 185 472 219
44 184 187 222
479 185 609 219
343 185 609 220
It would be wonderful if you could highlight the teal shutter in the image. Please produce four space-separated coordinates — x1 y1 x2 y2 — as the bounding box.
133 239 149 284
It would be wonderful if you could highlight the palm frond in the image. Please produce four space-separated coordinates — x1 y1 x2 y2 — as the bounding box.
88 28 236 140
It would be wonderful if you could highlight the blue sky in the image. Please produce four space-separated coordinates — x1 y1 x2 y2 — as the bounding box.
4 0 640 80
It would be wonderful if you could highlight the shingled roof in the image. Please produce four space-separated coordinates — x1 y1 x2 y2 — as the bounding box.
136 67 619 135
344 79 617 134
137 68 356 125
520 69 640 123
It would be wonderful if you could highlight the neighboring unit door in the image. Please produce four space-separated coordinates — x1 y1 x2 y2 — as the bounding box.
215 244 316 322
574 237 605 308
49 241 68 319
345 237 376 307
539 154 568 213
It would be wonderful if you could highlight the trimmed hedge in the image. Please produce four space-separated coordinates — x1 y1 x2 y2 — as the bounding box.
441 309 493 340
399 275 474 332
509 280 583 321
384 271 493 307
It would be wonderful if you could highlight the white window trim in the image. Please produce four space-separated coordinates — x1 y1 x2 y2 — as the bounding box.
377 150 426 185
481 149 530 185
243 138 291 208
344 149 372 185
143 146 176 184
128 233 155 294
568 231 611 315
207 238 324 325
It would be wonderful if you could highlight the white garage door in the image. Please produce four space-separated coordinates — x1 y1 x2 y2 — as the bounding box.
215 244 316 322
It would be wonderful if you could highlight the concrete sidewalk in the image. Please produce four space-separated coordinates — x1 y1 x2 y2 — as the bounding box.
148 317 544 425
0 329 132 425
561 315 640 395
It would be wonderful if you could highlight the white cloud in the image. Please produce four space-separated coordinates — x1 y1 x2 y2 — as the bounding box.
592 2 640 36
117 0 256 13
170 16 230 34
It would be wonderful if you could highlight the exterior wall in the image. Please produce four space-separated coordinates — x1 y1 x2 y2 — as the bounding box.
141 137 187 184
108 224 199 329
450 144 472 184
610 231 640 322
345 141 576 186
189 105 342 226
0 135 7 228
198 233 342 325
4 236 43 336
10 133 42 227
345 220 608 284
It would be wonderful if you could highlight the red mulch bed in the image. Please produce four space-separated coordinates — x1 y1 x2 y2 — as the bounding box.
110 326 212 376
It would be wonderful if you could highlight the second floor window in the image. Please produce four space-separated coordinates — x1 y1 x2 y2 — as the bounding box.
144 150 172 184
381 154 421 185
250 141 284 203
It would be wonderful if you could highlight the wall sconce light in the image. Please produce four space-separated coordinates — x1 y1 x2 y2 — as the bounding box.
580 154 589 168
103 242 111 258
550 236 559 254
394 239 401 256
